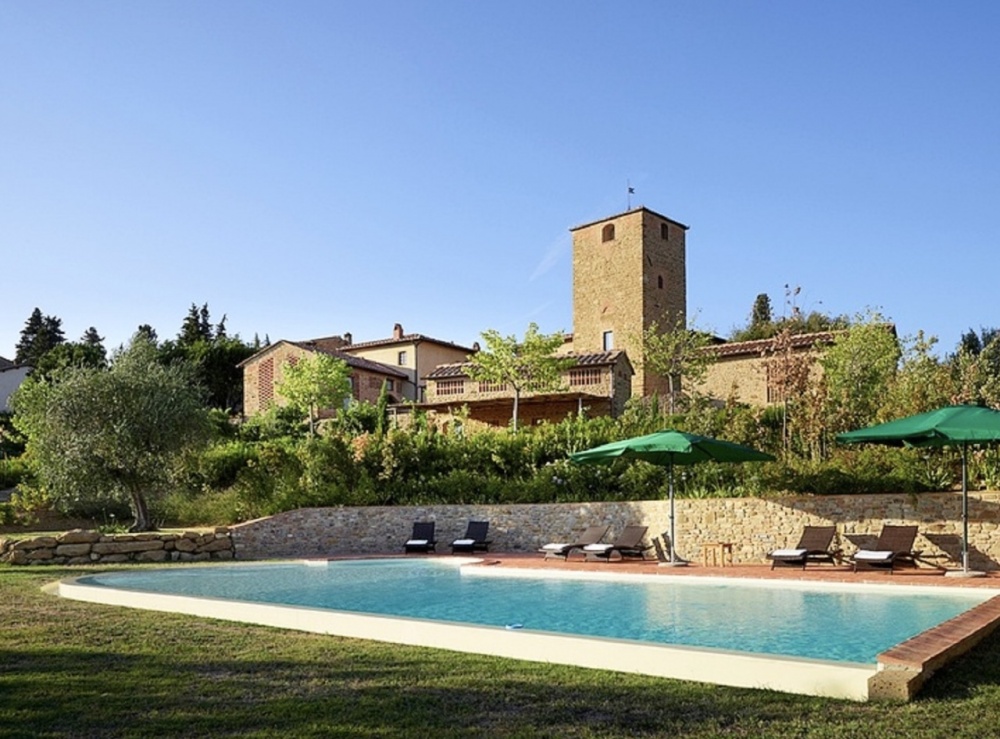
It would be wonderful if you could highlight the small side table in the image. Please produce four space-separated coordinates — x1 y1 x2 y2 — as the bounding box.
700 542 734 567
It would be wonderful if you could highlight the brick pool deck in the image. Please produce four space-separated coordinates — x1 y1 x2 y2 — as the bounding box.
454 552 1000 700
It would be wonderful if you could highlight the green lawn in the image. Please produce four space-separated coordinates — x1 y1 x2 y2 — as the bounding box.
3 565 1000 738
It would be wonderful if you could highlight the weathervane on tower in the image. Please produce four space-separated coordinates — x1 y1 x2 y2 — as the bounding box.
627 181 635 210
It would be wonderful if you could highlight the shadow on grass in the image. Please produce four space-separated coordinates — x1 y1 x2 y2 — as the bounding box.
5 567 1000 738
1 641 808 738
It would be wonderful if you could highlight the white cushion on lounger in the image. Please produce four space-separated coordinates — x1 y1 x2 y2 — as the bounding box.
452 538 475 546
583 544 612 553
854 550 894 561
406 539 429 546
770 548 808 558
542 543 569 551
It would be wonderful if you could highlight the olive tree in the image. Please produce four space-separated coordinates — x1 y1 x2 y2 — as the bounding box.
11 337 211 531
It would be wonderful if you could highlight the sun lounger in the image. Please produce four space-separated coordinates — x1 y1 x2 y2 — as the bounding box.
404 521 437 554
851 525 921 574
539 525 609 560
768 525 840 569
451 520 491 554
583 525 652 562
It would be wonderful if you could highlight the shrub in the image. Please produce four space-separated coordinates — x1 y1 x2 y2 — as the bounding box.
0 456 31 489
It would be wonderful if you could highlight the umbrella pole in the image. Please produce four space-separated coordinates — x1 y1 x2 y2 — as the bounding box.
669 458 676 564
962 442 970 573
660 456 687 566
945 441 984 578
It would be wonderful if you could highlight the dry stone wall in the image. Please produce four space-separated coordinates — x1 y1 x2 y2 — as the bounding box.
7 493 1000 571
0 528 234 565
230 492 1000 571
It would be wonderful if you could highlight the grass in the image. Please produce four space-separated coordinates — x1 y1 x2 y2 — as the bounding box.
3 566 1000 738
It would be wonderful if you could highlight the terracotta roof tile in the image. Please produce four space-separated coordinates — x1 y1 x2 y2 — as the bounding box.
289 342 409 378
701 331 842 358
342 333 476 353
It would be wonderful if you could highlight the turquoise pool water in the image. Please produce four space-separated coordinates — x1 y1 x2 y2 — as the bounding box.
78 559 991 664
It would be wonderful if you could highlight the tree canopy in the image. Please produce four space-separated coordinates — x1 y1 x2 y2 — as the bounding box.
276 352 353 436
465 323 572 431
729 289 849 342
15 308 66 366
640 312 716 415
11 337 211 531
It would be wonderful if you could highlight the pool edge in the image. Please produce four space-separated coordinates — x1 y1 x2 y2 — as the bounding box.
53 573 875 701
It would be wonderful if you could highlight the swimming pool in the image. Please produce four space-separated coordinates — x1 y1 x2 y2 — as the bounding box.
55 558 1000 700
71 558 986 664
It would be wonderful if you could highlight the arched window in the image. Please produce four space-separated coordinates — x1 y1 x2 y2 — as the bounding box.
602 223 615 242
661 222 670 240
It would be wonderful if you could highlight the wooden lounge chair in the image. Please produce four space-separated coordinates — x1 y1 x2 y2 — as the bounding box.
404 522 437 554
451 521 491 554
583 525 652 562
851 525 921 574
539 525 609 560
768 525 841 569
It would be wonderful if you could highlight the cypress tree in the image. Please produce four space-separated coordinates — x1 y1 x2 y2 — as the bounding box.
15 308 65 366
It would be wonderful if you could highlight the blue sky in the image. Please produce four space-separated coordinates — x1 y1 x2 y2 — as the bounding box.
2 1 998 359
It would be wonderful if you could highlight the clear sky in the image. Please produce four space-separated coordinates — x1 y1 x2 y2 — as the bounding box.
2 1 998 359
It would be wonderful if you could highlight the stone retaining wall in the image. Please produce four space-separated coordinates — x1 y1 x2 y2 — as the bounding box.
6 492 1000 570
0 528 234 565
230 492 1000 570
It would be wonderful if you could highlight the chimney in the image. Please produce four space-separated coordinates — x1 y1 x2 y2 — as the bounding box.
393 323 404 340
343 332 352 345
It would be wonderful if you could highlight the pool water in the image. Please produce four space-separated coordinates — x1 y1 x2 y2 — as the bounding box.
79 559 991 664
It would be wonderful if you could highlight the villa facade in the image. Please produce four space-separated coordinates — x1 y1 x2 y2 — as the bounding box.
239 325 475 418
422 351 634 427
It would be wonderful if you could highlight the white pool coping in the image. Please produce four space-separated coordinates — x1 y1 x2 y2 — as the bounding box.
53 559 999 702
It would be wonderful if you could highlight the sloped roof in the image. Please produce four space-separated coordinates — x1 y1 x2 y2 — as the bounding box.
425 350 631 380
343 332 476 354
0 356 14 370
290 342 409 378
701 331 842 359
238 340 408 378
569 205 689 232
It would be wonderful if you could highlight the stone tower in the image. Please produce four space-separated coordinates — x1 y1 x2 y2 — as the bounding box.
570 206 688 398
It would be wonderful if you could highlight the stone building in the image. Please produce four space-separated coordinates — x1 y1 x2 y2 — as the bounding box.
240 204 844 423
695 331 839 406
340 323 477 402
240 325 475 419
422 351 634 428
239 340 409 417
569 207 688 398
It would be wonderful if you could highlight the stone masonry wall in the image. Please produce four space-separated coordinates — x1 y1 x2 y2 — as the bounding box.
571 208 686 399
230 492 1000 571
8 493 999 570
0 528 234 565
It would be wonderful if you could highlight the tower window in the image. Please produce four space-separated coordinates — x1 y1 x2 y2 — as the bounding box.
661 223 669 240
658 275 664 289
602 223 615 242
602 330 614 351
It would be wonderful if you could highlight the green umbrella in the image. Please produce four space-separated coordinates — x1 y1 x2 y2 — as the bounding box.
837 404 1000 575
570 430 775 565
